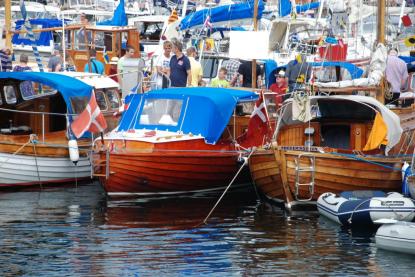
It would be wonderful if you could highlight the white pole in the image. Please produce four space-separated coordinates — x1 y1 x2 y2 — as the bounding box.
398 1 407 29
61 8 66 69
316 0 325 25
181 0 189 18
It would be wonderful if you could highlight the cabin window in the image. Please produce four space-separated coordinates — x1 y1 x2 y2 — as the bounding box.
95 90 107 111
201 57 220 80
70 96 89 114
19 81 35 99
139 99 183 126
106 89 120 110
4 86 17 104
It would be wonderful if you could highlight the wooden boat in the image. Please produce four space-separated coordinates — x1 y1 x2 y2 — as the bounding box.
0 71 111 188
92 87 257 197
250 95 415 209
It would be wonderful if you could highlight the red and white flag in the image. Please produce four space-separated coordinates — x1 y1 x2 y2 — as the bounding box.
203 15 213 29
71 91 107 138
237 92 273 148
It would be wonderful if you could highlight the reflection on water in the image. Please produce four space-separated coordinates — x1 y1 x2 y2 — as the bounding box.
0 182 413 276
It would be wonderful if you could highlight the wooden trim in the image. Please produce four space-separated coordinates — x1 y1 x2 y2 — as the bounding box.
274 148 294 203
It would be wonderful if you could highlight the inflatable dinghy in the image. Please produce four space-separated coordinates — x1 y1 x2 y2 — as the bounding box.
376 220 415 255
317 191 415 226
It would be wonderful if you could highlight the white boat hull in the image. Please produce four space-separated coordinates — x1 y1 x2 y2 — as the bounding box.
0 152 91 187
376 222 415 255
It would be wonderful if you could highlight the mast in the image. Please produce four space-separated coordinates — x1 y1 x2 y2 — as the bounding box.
5 0 12 49
252 0 259 89
377 0 386 103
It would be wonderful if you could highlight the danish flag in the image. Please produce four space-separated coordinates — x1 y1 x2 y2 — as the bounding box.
237 92 273 148
71 91 107 138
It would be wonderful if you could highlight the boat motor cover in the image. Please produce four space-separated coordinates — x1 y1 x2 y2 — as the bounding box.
117 87 258 144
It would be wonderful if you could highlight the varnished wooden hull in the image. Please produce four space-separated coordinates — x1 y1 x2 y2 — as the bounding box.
250 149 403 207
94 139 250 197
0 132 91 188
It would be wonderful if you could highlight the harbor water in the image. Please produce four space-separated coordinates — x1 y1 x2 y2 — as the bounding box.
0 182 413 276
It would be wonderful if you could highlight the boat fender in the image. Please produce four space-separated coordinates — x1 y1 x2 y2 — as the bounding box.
68 139 79 165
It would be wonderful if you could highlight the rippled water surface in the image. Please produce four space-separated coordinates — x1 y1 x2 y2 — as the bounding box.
0 182 413 276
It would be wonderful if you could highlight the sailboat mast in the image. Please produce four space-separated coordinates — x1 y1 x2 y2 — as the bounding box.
377 0 386 103
5 0 12 49
377 0 386 44
252 0 259 89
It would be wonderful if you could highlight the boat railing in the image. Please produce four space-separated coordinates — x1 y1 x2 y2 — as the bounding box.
0 106 76 143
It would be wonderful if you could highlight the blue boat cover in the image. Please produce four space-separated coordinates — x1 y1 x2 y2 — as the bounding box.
12 19 70 47
279 0 320 17
399 55 415 64
118 87 258 144
0 72 93 114
179 1 265 30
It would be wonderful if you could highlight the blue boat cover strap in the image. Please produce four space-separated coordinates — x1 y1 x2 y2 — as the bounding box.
118 87 258 144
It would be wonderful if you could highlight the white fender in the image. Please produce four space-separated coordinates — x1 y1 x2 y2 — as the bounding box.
68 139 79 164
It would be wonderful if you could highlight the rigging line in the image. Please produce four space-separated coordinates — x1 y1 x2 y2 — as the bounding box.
31 134 43 189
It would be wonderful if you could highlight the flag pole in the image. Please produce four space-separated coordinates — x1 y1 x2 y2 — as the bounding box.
252 0 259 89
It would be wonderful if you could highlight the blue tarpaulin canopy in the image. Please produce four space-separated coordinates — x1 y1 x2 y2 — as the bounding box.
399 55 415 64
97 0 127 26
12 18 70 47
0 72 93 114
179 1 265 30
279 0 320 17
118 87 258 144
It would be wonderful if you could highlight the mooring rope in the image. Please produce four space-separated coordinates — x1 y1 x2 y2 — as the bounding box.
31 134 43 189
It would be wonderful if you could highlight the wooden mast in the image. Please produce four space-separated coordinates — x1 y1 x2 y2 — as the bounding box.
377 0 386 103
5 0 12 49
252 0 259 89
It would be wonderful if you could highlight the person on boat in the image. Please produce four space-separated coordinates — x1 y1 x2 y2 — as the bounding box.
221 58 241 86
285 54 311 93
84 49 105 74
237 60 262 88
117 45 136 87
77 13 92 50
211 67 230 88
168 39 191 87
109 57 119 82
155 40 172 89
270 70 288 106
186 46 203 87
13 54 34 98
64 52 77 72
48 50 62 72
385 48 409 104
0 48 12 72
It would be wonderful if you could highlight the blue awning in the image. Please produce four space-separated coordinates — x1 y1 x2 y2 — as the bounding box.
0 72 93 114
179 1 265 30
12 18 70 47
279 0 320 17
310 61 364 79
118 87 258 144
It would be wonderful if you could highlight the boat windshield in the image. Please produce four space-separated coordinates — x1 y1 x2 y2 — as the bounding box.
139 98 183 127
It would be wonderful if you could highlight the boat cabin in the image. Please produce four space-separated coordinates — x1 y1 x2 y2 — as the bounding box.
276 96 402 154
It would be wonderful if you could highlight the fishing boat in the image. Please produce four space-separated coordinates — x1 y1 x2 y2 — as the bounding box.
376 221 415 255
0 71 106 188
317 190 415 226
91 87 258 197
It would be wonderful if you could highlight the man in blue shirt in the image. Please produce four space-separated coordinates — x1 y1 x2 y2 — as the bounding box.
0 48 12 72
84 49 105 74
168 39 191 87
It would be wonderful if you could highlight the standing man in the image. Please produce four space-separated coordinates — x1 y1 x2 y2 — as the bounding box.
117 45 136 87
168 40 191 87
155 40 172 88
186 46 203 87
77 13 92 50
385 48 409 104
285 54 311 92
84 49 105 74
48 49 63 72
0 48 12 72
270 70 288 106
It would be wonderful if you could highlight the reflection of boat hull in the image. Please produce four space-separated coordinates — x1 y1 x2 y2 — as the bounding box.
250 148 402 208
376 221 415 255
96 139 249 197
